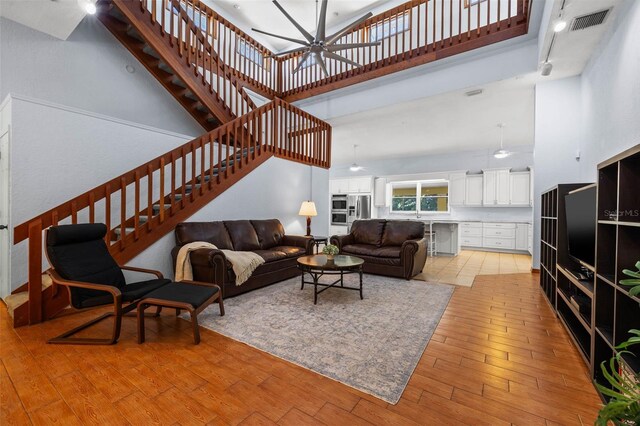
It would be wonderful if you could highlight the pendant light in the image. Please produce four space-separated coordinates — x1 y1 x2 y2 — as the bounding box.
493 124 511 159
349 144 363 172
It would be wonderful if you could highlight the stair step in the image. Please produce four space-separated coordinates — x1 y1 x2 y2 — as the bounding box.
157 61 174 75
4 274 53 319
125 28 145 43
184 183 202 192
142 45 160 60
113 227 136 238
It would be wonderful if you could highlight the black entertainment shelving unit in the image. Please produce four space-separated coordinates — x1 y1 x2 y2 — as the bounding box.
540 184 590 311
538 145 640 400
593 145 640 397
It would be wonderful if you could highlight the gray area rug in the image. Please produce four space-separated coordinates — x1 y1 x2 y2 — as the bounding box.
197 274 454 404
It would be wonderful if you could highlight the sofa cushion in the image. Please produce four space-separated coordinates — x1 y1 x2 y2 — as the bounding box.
381 221 424 246
351 254 401 267
251 219 285 249
225 220 261 251
342 244 401 258
270 246 306 258
175 222 233 250
350 220 386 246
253 250 288 263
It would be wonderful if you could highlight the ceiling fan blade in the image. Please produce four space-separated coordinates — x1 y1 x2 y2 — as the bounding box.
252 28 310 46
271 46 309 57
315 0 329 42
326 42 380 52
272 0 315 44
292 51 312 75
315 52 329 77
326 12 373 45
323 51 363 68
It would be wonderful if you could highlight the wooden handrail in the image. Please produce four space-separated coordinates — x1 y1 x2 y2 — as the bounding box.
277 0 531 100
13 98 330 325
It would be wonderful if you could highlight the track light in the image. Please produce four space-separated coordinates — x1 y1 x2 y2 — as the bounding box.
553 20 567 32
78 0 97 14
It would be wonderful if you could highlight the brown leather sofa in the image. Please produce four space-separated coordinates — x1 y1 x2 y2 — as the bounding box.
330 219 427 280
171 219 313 298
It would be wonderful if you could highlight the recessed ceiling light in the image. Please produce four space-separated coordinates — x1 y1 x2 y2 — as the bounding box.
233 4 240 9
125 64 135 74
553 20 567 32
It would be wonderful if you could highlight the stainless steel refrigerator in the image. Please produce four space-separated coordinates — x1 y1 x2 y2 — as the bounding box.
347 194 371 231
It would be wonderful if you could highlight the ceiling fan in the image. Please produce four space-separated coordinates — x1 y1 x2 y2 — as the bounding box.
252 0 381 76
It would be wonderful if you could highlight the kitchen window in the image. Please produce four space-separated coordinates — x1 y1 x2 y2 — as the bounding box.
390 180 449 214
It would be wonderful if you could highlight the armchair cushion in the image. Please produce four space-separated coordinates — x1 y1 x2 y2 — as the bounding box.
351 220 386 246
251 219 285 249
77 278 170 309
382 221 425 246
142 282 219 308
225 220 261 251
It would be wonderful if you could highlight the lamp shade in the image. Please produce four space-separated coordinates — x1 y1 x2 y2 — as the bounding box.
298 201 317 217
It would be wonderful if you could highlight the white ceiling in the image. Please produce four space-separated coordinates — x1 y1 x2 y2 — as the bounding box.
206 0 401 51
329 77 535 164
0 0 87 40
538 0 623 79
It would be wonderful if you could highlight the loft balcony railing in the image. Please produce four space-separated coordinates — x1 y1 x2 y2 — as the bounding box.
135 0 532 102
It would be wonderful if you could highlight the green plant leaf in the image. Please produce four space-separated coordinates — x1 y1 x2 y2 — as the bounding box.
621 269 640 279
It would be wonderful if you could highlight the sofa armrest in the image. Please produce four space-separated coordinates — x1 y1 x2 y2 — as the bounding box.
401 238 428 279
173 247 227 286
330 234 355 251
281 235 314 254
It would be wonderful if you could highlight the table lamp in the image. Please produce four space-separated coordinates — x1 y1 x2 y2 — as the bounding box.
298 201 317 236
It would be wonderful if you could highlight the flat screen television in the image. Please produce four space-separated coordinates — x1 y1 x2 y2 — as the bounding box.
565 185 597 268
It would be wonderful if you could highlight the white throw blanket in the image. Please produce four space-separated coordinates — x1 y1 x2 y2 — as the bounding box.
175 242 265 286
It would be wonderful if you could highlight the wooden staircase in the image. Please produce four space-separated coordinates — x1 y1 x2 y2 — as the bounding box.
97 0 278 130
7 98 331 328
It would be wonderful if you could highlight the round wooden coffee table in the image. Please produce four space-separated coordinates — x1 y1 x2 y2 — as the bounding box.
297 255 364 305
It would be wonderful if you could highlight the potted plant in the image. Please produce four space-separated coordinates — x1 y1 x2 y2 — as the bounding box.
322 244 339 260
596 261 640 426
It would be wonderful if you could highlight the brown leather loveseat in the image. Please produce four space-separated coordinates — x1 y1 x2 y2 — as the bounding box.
171 219 313 298
330 219 427 280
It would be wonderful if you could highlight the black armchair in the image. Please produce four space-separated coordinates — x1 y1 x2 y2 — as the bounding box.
45 223 171 345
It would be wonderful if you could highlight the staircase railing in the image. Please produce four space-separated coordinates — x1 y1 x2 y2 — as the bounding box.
136 0 279 100
13 98 330 325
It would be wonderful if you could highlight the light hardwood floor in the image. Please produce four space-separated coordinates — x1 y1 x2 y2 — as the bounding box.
1 273 601 425
418 250 533 286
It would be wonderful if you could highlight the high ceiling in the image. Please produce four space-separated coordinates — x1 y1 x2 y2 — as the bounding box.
206 0 402 51
329 77 535 165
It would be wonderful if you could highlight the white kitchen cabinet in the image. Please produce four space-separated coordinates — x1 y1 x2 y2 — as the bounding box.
329 225 348 237
449 172 466 206
515 224 528 250
465 175 483 206
510 172 531 206
482 169 510 206
374 178 386 207
330 178 349 194
527 224 533 254
496 169 510 205
348 177 372 193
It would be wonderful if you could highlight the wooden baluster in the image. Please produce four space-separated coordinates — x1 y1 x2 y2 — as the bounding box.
209 134 215 187
190 142 196 201
440 0 445 48
200 138 206 193
508 0 512 26
120 177 127 250
181 146 187 208
217 132 222 184
147 164 153 231
89 193 95 223
477 0 481 35
169 0 174 46
28 220 43 325
178 7 183 57
134 170 140 240
449 0 453 44
71 201 77 224
459 0 462 41
105 184 111 244
170 153 176 215
468 0 471 38
159 158 165 223
498 0 501 29
432 0 437 51
487 0 491 33
151 0 156 24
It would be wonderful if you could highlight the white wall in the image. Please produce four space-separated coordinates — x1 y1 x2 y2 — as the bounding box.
532 77 584 268
577 0 640 181
131 157 329 279
4 95 328 292
531 0 640 268
0 16 203 136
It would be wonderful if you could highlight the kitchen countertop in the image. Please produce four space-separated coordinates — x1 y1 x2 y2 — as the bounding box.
384 218 532 225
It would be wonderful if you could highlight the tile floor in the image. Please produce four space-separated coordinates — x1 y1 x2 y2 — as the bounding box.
416 250 533 286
